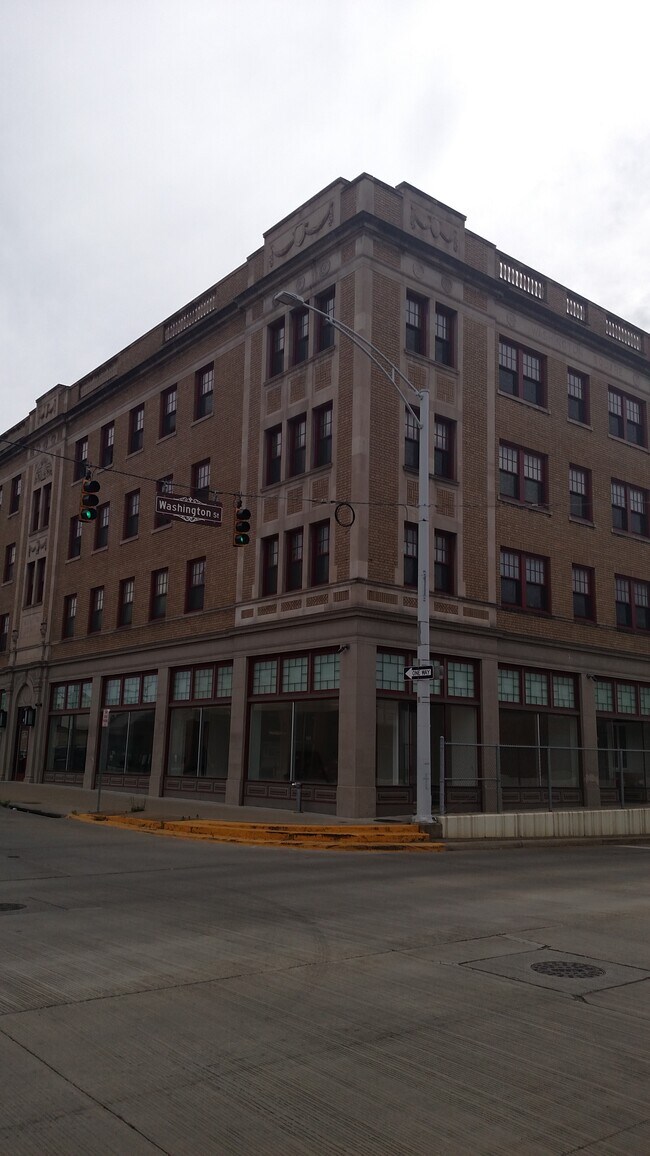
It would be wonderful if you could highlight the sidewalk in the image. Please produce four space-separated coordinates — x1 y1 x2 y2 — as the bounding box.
0 781 371 825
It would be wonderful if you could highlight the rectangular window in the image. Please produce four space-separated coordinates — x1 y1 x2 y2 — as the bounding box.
94 503 110 549
567 369 589 424
31 488 41 533
569 466 592 521
41 483 51 529
285 529 303 591
499 340 545 406
129 404 145 453
404 406 420 469
404 522 418 588
265 426 282 485
73 438 88 482
88 586 104 633
292 309 309 365
261 535 279 596
316 288 335 352
3 543 16 583
288 414 307 477
434 305 454 366
572 565 595 621
434 531 455 594
61 594 76 639
9 474 21 515
310 521 330 586
611 481 648 537
616 576 650 632
268 318 285 377
434 418 455 479
313 403 333 467
100 422 114 468
69 516 82 559
150 568 168 620
155 476 173 528
608 387 646 446
191 459 210 502
500 549 549 612
499 443 547 505
118 578 134 627
406 292 427 355
186 558 205 612
0 613 9 652
160 386 177 437
25 558 45 607
195 364 214 419
123 490 140 539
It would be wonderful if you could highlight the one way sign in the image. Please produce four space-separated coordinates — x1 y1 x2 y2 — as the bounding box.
404 665 434 681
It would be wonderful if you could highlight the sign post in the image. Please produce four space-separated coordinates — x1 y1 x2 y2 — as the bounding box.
96 709 110 814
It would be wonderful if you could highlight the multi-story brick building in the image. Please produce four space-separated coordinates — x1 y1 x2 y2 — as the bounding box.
0 173 648 817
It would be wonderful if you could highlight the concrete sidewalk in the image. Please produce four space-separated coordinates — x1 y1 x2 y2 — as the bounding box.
0 781 369 825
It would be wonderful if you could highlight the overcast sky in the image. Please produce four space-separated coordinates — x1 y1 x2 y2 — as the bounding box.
2 0 649 435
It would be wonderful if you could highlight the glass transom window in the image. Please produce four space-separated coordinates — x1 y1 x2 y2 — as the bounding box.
595 682 614 712
616 684 636 714
498 669 520 703
525 671 548 706
105 679 121 706
194 668 214 699
172 671 191 701
216 666 233 698
123 677 140 705
376 653 405 691
552 676 575 710
447 662 475 698
313 653 340 691
282 656 308 693
252 660 278 695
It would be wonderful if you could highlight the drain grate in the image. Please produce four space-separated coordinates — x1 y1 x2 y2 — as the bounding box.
531 961 605 979
0 903 26 912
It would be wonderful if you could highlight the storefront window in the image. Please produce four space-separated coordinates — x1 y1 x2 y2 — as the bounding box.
247 651 340 784
167 663 233 778
498 666 581 790
46 680 93 775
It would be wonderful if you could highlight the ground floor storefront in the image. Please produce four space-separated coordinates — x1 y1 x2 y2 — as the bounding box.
1 621 649 818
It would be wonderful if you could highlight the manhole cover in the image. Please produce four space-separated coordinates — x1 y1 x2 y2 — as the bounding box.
0 903 26 912
531 961 605 978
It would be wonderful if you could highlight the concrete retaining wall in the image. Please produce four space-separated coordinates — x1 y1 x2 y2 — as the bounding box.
442 808 650 841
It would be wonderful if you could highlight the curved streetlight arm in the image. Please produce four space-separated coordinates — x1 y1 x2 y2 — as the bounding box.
273 288 433 825
273 292 423 429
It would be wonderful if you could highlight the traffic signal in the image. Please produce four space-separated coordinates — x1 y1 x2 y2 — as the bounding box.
233 504 251 546
78 472 100 522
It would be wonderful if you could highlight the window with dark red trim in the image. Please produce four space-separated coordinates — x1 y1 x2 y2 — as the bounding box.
310 521 330 586
572 565 595 621
313 403 332 467
569 466 592 521
499 340 545 406
611 480 648 537
195 364 214 419
499 443 547 505
68 517 82 559
608 387 646 446
316 288 335 352
150 568 168 620
129 404 145 453
100 422 114 468
288 414 307 477
285 528 303 592
185 558 205 612
434 531 455 594
291 309 309 365
123 490 140 539
117 578 134 627
567 369 589 424
434 418 455 479
62 594 76 639
191 459 210 502
434 305 455 366
88 586 104 634
95 503 110 549
160 386 177 437
405 292 427 355
615 576 650 632
404 522 417 587
73 438 88 481
500 549 549 612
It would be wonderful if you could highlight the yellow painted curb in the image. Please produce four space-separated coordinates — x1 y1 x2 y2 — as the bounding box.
68 812 445 852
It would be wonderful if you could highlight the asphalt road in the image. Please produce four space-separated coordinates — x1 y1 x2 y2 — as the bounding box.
1 807 649 1155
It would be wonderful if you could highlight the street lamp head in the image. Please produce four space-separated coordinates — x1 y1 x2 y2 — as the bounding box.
273 290 306 308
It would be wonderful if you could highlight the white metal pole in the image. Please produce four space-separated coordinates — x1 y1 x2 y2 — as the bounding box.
415 386 433 824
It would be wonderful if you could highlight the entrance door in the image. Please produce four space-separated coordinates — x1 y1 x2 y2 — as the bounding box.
12 725 30 781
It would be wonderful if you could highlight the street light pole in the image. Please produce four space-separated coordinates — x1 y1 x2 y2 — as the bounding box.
273 291 433 825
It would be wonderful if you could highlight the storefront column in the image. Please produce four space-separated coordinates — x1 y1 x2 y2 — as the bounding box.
83 675 103 791
148 667 170 798
336 639 377 819
579 674 601 809
225 654 247 807
481 658 500 813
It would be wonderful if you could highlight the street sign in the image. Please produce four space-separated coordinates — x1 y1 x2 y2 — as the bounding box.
404 663 445 681
101 709 111 728
404 666 434 681
154 494 223 526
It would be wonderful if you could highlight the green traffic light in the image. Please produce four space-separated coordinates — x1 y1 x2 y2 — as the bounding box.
79 508 97 522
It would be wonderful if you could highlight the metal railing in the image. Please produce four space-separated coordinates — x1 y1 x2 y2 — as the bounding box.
437 740 649 815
